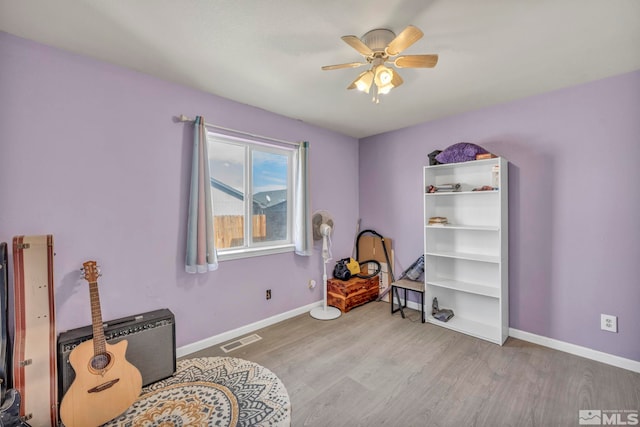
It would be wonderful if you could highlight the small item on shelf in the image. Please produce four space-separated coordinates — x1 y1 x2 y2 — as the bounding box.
472 185 494 191
434 309 454 322
428 216 448 226
476 153 497 160
492 165 500 189
432 297 454 322
426 183 461 193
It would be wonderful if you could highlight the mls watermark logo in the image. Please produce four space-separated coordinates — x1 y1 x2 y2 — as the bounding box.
579 409 639 425
580 410 602 425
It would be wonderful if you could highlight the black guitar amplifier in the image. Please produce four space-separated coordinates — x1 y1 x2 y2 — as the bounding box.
57 308 176 401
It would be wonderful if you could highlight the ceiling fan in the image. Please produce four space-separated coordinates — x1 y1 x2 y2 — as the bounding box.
321 25 438 103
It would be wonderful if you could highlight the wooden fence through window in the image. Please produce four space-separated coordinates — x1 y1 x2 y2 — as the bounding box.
214 215 266 249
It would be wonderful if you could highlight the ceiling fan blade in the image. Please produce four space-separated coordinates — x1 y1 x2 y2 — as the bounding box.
341 35 374 57
385 25 424 56
321 62 367 71
393 54 439 68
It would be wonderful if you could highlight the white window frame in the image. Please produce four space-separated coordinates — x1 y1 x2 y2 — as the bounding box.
207 131 295 261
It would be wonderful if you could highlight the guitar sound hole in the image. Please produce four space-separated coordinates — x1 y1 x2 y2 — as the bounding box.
91 353 111 371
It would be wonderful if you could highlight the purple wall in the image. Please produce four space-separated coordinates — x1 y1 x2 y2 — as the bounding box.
0 32 359 347
359 70 640 361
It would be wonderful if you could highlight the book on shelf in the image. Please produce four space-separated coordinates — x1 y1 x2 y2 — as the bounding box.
428 216 448 226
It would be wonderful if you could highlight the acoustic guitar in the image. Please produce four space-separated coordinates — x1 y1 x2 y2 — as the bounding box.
59 261 142 427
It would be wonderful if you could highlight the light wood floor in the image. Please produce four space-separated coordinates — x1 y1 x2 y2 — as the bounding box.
188 302 640 426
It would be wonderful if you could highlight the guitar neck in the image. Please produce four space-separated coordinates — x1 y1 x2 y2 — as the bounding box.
88 281 106 355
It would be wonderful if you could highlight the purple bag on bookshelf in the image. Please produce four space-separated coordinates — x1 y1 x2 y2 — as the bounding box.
435 142 488 163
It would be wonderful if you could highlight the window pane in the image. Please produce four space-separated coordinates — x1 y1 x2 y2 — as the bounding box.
209 140 245 249
252 150 289 243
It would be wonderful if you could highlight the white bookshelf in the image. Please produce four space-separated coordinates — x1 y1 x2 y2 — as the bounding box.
423 157 508 345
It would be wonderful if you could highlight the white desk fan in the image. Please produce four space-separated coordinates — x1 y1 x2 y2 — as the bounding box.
310 211 341 320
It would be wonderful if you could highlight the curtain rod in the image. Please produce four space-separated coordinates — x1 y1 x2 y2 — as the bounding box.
176 114 300 147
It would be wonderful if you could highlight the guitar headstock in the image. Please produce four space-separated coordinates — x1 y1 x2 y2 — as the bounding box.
81 260 100 283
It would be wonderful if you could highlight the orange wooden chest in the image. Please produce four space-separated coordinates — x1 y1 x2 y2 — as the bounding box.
327 276 379 313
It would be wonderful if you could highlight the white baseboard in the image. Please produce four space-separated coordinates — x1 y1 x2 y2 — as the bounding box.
404 300 422 311
392 298 640 373
509 328 640 374
177 301 323 358
399 301 639 373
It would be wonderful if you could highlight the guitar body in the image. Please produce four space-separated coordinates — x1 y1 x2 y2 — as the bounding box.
60 338 142 427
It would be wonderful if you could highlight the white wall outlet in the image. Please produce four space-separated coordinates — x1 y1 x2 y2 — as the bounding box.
601 314 617 333
308 279 316 289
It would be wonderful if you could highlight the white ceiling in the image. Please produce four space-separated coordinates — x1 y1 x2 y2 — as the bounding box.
1 0 639 138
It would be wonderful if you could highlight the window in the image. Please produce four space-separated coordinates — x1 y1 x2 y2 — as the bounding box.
207 131 294 260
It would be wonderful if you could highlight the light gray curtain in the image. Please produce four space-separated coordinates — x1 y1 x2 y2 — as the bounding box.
293 141 312 256
185 116 218 273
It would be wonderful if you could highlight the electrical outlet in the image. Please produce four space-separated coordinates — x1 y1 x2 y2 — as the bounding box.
308 279 316 289
601 314 617 332
266 289 271 300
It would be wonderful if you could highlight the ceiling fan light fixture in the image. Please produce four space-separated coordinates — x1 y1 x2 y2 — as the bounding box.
372 65 396 99
350 70 374 93
375 65 394 86
377 84 393 95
